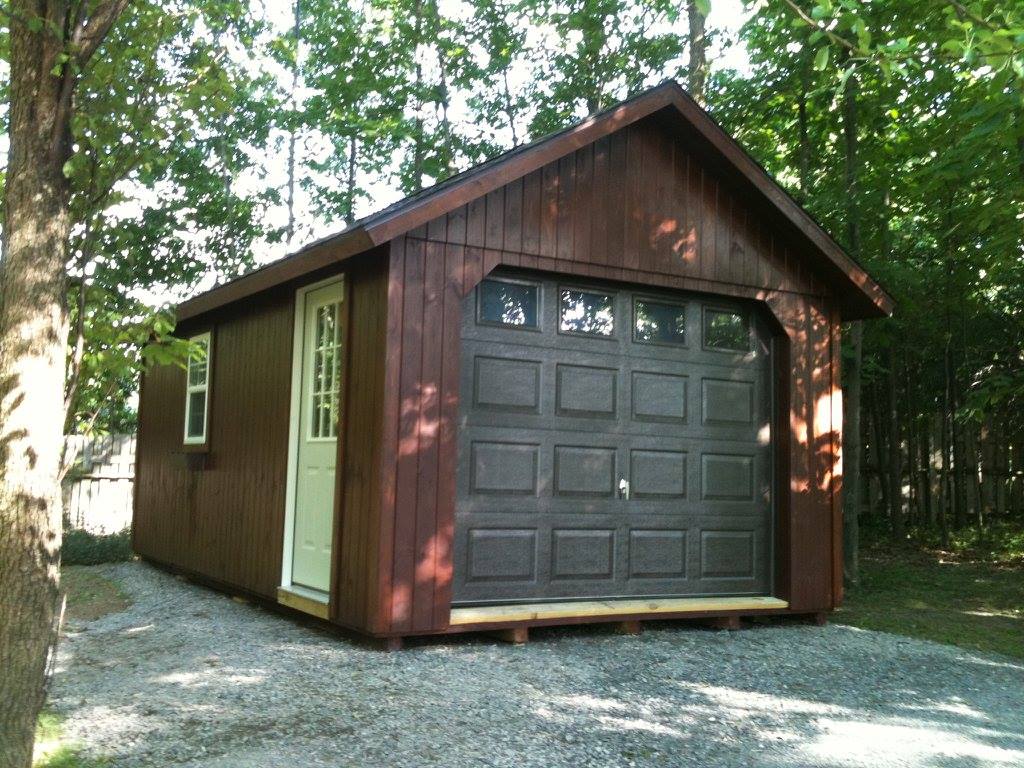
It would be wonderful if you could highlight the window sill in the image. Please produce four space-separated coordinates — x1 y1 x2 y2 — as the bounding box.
179 443 210 454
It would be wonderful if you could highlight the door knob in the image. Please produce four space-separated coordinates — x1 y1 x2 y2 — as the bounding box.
618 478 630 500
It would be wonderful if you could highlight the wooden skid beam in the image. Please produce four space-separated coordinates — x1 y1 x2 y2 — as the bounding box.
487 627 529 645
615 620 643 635
708 615 742 631
450 596 788 626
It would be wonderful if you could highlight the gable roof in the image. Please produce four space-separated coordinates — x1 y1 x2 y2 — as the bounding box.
177 80 893 322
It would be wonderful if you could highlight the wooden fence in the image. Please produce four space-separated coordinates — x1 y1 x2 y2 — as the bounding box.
63 434 136 534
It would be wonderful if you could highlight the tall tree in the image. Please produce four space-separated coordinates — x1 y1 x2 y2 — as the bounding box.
687 0 708 101
0 5 131 764
0 3 272 764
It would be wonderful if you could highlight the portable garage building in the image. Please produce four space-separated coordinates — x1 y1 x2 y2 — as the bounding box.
133 81 892 646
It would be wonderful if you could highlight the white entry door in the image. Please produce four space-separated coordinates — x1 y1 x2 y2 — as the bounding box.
289 278 346 593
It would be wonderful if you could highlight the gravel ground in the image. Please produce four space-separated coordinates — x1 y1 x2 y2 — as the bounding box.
48 561 1024 768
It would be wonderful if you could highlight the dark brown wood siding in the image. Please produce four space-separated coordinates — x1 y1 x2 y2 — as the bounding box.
135 253 390 626
375 115 842 634
134 286 295 598
332 257 389 630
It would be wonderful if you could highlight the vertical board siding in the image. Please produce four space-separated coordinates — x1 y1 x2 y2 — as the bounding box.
378 236 467 634
376 115 841 635
830 308 845 608
333 259 389 630
134 290 294 598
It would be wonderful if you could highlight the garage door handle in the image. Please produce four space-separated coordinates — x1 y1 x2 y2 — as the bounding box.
618 478 630 500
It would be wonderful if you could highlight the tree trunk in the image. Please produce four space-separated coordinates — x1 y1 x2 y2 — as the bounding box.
922 415 935 526
870 390 891 519
286 0 302 244
841 68 863 584
2 3 128 764
796 77 811 201
344 134 358 225
843 322 863 584
888 355 904 539
939 403 952 548
1 12 73 768
687 1 708 104
411 0 426 191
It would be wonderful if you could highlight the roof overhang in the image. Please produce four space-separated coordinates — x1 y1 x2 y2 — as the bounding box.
177 81 893 323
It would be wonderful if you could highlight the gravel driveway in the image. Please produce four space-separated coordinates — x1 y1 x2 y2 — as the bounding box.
48 561 1023 768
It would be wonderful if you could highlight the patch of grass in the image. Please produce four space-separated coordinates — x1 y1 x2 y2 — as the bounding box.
62 528 133 566
34 710 108 768
61 566 130 624
837 537 1024 660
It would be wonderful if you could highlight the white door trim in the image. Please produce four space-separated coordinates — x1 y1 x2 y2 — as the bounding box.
281 274 345 593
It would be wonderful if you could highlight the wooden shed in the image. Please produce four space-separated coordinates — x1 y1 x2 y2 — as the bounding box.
133 81 892 646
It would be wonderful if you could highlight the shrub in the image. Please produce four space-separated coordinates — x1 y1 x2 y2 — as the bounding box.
62 527 133 566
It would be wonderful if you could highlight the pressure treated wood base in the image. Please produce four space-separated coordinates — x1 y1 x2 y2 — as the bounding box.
708 615 742 631
615 620 643 635
450 596 788 627
488 627 529 644
276 586 329 620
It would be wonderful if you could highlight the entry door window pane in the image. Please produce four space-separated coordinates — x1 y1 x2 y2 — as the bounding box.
310 301 342 439
704 308 749 351
635 299 687 345
560 289 614 337
478 279 539 329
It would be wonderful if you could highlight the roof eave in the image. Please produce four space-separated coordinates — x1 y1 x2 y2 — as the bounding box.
175 226 375 322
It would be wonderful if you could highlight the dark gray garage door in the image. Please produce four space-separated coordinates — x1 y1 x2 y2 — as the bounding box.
453 271 774 605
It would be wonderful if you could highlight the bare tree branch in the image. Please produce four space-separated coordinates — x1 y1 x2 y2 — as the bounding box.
780 0 858 54
71 0 132 66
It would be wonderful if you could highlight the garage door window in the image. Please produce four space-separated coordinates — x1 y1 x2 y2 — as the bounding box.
559 289 614 337
478 278 539 329
704 308 749 352
634 298 687 346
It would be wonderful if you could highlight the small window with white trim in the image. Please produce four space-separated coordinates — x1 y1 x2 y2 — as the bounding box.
184 332 211 444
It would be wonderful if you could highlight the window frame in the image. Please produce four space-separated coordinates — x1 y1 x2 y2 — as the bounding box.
475 276 542 332
183 331 212 446
557 285 617 339
305 296 344 443
701 305 751 353
632 296 689 348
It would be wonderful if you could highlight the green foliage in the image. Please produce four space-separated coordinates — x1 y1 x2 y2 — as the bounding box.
925 521 1024 566
0 1 281 435
712 3 1024 546
35 710 109 768
284 0 690 219
61 529 133 567
838 542 1024 660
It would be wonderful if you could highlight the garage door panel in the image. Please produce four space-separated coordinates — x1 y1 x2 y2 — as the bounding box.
700 529 760 580
555 364 619 418
467 441 540 496
464 528 538 583
454 273 773 605
471 355 542 414
631 370 689 423
553 445 617 497
629 529 688 579
551 529 616 580
629 449 688 498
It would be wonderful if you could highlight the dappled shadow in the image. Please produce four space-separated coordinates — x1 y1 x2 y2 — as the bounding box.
48 563 1024 767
